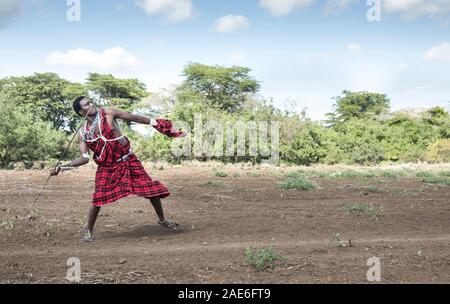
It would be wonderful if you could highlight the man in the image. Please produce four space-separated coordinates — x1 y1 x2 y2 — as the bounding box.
50 96 183 242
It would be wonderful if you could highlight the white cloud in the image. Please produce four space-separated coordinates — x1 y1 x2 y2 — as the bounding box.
423 42 450 62
214 15 250 33
383 0 450 20
346 42 361 55
136 0 193 22
44 47 139 70
0 0 22 28
259 0 315 17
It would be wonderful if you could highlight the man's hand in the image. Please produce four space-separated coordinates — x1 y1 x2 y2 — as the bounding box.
49 166 61 176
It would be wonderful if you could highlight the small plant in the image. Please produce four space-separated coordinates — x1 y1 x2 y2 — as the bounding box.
423 176 450 186
202 181 225 187
331 233 352 248
286 171 305 178
438 171 450 177
364 185 382 193
362 171 377 178
380 170 406 179
277 176 317 191
247 172 261 177
214 171 228 177
416 171 434 178
245 247 286 271
233 173 241 178
344 203 383 219
1 209 14 230
1 218 14 230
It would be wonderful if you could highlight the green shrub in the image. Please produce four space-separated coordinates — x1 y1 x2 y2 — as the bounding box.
245 247 286 271
277 175 317 191
426 139 450 163
344 203 383 218
214 171 228 177
423 176 450 186
438 171 450 177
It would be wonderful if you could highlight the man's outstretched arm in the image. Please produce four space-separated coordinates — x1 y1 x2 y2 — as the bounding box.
50 134 90 176
107 108 186 138
106 108 156 126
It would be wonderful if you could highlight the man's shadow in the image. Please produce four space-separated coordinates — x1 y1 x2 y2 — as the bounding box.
101 224 189 240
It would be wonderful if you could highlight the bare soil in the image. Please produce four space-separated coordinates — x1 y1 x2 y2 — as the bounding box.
1 165 449 283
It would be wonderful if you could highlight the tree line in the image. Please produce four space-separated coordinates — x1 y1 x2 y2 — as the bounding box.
0 63 449 168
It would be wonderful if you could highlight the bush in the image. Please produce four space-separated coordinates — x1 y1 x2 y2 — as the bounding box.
277 175 317 191
245 247 286 271
426 139 450 163
0 97 66 168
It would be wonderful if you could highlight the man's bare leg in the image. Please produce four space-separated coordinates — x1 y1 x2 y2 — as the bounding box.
150 197 182 230
150 197 165 222
84 205 101 241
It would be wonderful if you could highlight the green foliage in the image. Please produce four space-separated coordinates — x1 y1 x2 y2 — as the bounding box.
426 139 450 163
438 171 450 177
277 175 317 191
423 176 450 186
280 122 331 165
0 209 14 230
416 171 434 178
86 73 148 113
0 68 448 167
364 185 382 193
326 90 390 125
0 96 66 168
0 73 87 131
331 233 352 248
214 171 228 177
179 63 260 113
245 247 286 271
344 203 383 219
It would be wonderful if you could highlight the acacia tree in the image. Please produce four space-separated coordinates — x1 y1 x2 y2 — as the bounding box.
0 73 87 132
86 73 149 113
326 90 391 126
178 63 260 113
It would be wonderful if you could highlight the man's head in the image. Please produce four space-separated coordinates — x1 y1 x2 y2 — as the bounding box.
73 96 97 117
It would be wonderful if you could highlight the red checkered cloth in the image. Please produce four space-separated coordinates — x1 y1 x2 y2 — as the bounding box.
83 108 170 207
153 119 185 138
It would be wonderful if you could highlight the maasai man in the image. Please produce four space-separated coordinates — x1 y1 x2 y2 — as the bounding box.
50 96 184 242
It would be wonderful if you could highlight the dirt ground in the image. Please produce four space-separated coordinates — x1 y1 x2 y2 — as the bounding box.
1 164 450 284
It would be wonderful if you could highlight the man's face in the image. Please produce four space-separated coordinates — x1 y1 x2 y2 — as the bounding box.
79 98 97 116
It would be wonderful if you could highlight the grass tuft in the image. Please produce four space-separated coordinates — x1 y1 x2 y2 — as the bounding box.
277 175 317 191
344 203 383 219
245 247 286 271
214 171 228 177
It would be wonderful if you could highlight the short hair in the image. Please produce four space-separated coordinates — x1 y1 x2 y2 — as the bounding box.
73 96 87 116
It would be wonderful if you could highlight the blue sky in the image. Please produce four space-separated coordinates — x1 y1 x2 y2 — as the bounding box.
1 0 449 120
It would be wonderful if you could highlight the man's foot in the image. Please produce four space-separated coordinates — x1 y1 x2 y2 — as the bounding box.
158 219 182 231
82 228 94 242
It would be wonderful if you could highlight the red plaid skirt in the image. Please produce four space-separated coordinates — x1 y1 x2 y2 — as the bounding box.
92 155 170 206
83 108 170 206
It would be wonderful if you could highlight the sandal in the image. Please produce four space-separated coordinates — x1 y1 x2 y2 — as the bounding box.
158 219 182 231
82 228 94 242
